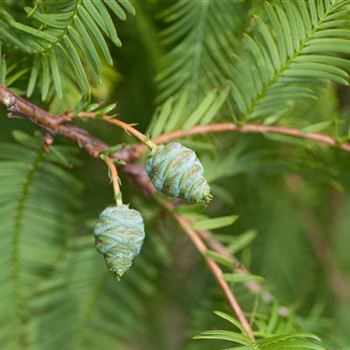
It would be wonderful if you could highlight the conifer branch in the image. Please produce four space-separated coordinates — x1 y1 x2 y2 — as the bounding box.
0 84 109 159
2 85 350 167
0 84 326 332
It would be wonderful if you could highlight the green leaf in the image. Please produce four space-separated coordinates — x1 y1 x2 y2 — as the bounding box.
103 0 127 20
193 330 251 346
205 250 234 268
214 311 245 332
62 36 89 94
301 121 333 133
192 215 238 231
1 1 133 99
118 0 136 15
78 5 113 65
227 230 257 254
49 51 62 99
41 54 50 100
27 59 39 98
150 97 174 139
224 273 265 285
93 0 122 46
0 44 6 84
73 16 101 76
0 134 82 349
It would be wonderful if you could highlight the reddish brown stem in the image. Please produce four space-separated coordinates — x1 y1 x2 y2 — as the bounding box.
104 157 123 206
76 111 157 150
153 123 350 152
0 84 109 158
198 229 276 304
179 216 255 340
160 199 255 340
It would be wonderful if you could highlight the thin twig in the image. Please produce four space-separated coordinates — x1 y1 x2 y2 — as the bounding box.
159 199 255 341
104 157 123 207
177 216 256 340
198 229 276 304
124 163 282 310
153 123 350 152
76 111 157 151
198 227 290 317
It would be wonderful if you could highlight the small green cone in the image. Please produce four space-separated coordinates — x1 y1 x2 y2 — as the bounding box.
146 142 212 203
94 205 145 279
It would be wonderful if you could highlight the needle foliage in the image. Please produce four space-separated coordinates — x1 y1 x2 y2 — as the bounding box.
1 1 350 349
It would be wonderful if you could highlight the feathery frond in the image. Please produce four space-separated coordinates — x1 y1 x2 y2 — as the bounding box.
231 0 350 121
0 132 82 349
157 0 247 105
0 0 134 99
30 235 158 350
147 88 229 138
194 311 326 350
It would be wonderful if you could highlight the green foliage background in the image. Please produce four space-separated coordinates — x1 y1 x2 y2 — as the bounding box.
1 0 350 349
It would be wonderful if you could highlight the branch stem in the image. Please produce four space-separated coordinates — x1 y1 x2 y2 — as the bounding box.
159 199 255 341
0 84 109 158
76 112 157 151
1 85 350 165
153 123 350 152
198 228 291 314
104 157 123 207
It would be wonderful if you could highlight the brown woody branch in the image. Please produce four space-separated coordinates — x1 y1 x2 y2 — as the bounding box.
2 85 350 167
0 84 111 158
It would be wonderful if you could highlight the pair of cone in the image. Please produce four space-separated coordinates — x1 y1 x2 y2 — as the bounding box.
94 142 211 278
